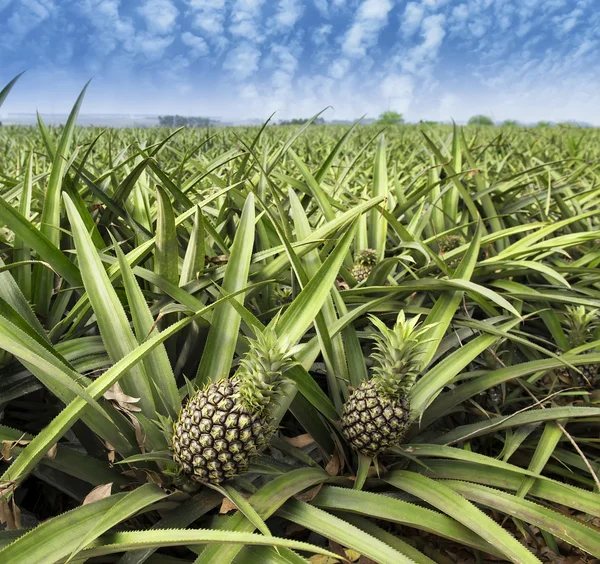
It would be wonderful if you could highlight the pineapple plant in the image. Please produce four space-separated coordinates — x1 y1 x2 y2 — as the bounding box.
172 328 295 484
351 248 378 282
340 312 430 457
556 305 600 386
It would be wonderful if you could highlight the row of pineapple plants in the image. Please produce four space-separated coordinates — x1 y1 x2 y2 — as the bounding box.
0 73 598 563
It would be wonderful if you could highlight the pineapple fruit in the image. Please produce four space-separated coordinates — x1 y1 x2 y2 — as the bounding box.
351 248 378 282
556 306 600 386
172 329 294 484
340 312 429 457
437 234 465 254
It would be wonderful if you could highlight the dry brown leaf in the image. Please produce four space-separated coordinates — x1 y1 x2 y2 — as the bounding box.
1 439 31 461
308 556 340 564
129 413 147 453
282 433 315 448
294 483 323 503
325 454 340 476
105 440 115 464
104 382 142 412
83 482 113 505
45 444 58 459
219 497 238 514
0 498 21 530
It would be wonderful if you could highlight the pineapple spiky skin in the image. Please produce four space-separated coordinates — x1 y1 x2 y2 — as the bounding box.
172 378 270 484
171 328 294 485
351 248 378 282
341 381 410 457
555 363 599 387
340 312 430 458
437 234 465 254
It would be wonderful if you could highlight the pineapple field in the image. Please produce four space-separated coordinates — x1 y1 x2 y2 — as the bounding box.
0 75 599 563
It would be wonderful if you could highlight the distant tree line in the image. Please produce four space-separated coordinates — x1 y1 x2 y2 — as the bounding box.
158 115 216 127
278 117 325 125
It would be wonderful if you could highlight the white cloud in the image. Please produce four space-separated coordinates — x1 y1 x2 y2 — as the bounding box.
451 3 468 23
422 0 447 8
270 0 303 32
181 31 209 58
230 0 266 41
138 0 179 35
553 7 583 35
401 13 446 75
187 0 226 35
77 0 135 55
329 58 350 79
342 0 393 57
6 0 55 37
313 23 332 45
268 44 298 97
127 33 175 59
313 0 328 17
401 2 424 38
223 42 261 78
380 73 414 113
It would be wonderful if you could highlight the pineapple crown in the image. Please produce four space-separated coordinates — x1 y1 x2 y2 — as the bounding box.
368 311 431 398
354 248 378 267
236 326 296 414
564 305 599 349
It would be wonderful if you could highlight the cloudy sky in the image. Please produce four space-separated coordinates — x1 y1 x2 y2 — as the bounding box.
1 0 598 123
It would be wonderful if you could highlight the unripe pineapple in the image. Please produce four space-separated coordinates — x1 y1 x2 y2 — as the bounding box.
556 306 600 386
351 248 378 282
172 329 294 484
437 234 465 254
341 312 430 458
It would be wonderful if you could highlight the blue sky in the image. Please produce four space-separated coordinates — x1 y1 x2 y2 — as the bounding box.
1 0 599 123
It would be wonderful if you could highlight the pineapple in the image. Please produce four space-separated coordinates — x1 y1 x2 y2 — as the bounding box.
172 329 294 484
340 312 430 457
556 306 600 386
437 234 465 254
351 248 378 282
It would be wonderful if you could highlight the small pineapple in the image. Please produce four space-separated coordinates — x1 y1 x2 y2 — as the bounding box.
340 312 430 457
556 306 600 386
172 329 294 484
437 234 465 254
351 248 378 283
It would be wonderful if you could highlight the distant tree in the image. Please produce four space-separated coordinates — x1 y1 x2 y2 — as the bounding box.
376 111 404 125
468 115 494 126
503 119 518 126
537 121 551 128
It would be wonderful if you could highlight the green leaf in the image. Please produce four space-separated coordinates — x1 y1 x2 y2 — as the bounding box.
180 206 205 286
0 72 24 107
445 481 600 557
154 186 179 287
34 81 89 315
279 499 414 564
64 193 156 417
277 221 357 349
311 485 501 556
385 471 540 563
67 484 168 562
114 239 180 418
368 134 388 259
196 192 255 386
